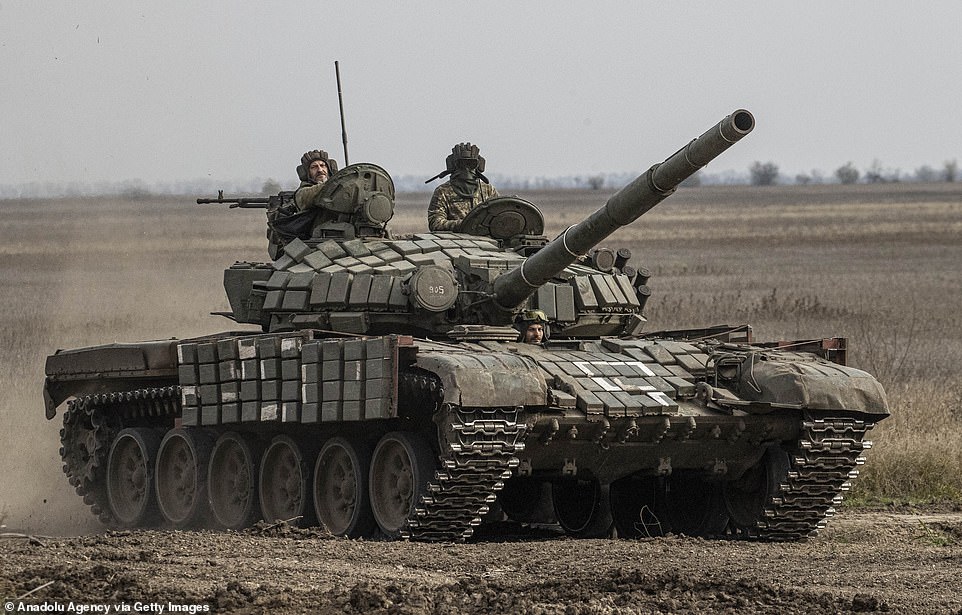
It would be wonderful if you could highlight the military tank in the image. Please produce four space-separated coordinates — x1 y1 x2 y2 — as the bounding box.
44 109 889 541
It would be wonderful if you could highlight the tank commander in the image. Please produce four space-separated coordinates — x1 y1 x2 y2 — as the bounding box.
515 310 549 346
294 149 339 214
426 142 499 231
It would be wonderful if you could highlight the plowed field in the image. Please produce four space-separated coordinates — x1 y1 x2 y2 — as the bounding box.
3 511 961 614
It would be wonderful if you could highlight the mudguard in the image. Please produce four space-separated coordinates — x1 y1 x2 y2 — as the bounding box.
415 351 547 408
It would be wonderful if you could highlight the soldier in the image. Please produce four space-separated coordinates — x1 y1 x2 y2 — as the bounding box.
515 310 549 346
294 149 339 212
426 143 499 231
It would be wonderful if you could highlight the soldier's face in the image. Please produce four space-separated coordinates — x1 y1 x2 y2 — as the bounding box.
524 324 544 344
309 160 329 183
453 159 479 178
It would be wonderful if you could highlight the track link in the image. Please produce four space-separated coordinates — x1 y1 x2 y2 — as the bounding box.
752 414 875 540
59 387 180 525
396 370 527 541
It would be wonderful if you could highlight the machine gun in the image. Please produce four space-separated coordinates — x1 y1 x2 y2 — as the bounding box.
196 190 291 209
197 189 301 259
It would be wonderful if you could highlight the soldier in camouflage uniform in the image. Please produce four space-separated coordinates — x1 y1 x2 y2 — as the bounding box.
515 309 549 346
294 149 339 212
426 143 499 231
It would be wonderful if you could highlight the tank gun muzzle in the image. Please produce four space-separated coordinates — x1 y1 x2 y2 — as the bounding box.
491 109 755 315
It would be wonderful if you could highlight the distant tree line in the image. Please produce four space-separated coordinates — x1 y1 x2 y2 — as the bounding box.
2 158 958 198
748 158 959 186
0 177 292 200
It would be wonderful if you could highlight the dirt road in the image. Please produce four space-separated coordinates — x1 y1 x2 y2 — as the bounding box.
2 510 960 614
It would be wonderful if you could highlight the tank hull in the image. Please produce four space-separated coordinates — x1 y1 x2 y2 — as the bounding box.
46 328 886 541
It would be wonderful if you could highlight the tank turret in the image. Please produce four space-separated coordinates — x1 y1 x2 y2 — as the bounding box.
222 110 754 340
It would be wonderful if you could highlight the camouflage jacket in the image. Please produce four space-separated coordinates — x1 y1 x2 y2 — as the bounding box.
427 181 499 231
294 180 325 211
293 180 339 235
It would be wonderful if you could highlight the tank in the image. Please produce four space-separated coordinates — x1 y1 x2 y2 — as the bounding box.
44 109 889 541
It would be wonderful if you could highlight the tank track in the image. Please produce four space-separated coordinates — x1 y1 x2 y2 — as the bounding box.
404 406 527 541
752 413 875 540
398 374 527 541
59 387 181 525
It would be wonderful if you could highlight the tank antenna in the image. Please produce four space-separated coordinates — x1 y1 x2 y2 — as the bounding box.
335 60 350 166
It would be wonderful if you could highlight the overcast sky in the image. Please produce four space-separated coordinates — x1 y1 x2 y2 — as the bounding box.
3 1 961 188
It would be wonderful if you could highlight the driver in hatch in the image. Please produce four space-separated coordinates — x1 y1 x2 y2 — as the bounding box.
515 310 549 346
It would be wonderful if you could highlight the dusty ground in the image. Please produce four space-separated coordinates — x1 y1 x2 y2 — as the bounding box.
2 511 961 614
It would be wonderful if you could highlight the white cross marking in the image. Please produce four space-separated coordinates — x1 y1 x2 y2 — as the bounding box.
649 392 674 406
573 360 656 378
592 377 623 392
612 377 656 392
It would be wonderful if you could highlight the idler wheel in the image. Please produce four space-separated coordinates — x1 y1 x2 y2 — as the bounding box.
60 405 120 522
369 431 436 539
155 428 214 528
259 435 313 525
552 478 613 538
208 432 263 530
61 412 102 487
724 447 791 533
313 437 376 537
106 428 162 528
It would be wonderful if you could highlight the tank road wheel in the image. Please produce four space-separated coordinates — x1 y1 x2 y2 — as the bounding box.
313 437 376 537
155 429 214 528
259 435 313 525
106 428 162 528
369 431 436 539
208 432 263 530
610 476 668 538
663 473 730 537
724 447 791 535
552 479 613 538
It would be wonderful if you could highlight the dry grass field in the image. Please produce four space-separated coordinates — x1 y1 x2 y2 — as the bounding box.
0 182 960 533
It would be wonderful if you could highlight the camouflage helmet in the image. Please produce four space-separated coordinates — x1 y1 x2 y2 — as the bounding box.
424 142 489 184
517 309 548 324
514 309 550 342
445 143 486 174
296 149 339 182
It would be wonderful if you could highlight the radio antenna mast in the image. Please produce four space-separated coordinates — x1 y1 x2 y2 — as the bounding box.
335 61 349 165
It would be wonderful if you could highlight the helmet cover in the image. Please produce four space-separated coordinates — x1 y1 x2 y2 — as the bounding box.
445 142 486 174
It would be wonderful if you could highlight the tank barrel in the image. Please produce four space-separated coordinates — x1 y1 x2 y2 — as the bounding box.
492 109 754 312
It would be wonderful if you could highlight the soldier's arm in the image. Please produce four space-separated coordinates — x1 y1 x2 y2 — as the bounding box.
428 190 462 231
294 183 326 211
